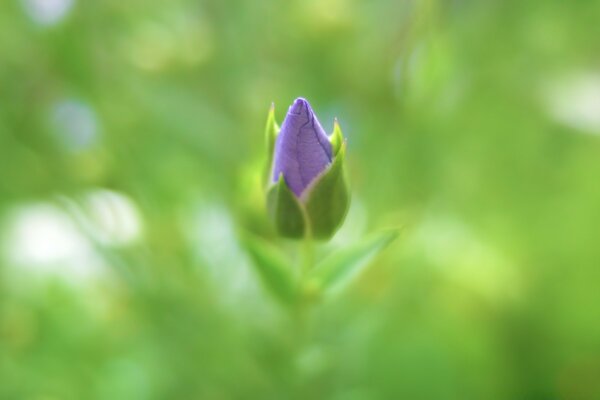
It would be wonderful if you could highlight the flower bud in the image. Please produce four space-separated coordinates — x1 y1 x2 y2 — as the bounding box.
265 98 349 240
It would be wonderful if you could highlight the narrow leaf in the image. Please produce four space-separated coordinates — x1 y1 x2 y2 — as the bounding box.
308 230 399 296
240 233 297 304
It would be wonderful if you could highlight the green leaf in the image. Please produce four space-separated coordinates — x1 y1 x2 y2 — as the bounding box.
302 141 350 240
307 230 399 297
267 175 306 239
263 103 280 187
240 233 297 304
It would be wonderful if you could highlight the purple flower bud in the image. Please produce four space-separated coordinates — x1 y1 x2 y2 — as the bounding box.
272 98 333 197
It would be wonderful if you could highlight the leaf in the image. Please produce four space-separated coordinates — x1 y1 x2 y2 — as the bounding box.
307 230 399 297
267 175 306 239
263 103 280 187
302 141 350 240
240 233 297 304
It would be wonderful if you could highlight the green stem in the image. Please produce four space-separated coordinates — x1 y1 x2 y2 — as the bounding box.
292 234 316 345
289 234 320 396
301 235 315 277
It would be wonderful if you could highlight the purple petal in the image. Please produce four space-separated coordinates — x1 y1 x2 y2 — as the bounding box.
272 98 332 197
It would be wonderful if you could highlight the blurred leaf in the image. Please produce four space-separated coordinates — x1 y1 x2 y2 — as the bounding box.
307 230 399 297
240 233 297 305
267 175 306 239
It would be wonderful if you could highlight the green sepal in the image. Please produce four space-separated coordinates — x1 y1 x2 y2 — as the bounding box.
267 174 307 238
239 232 297 305
263 103 280 187
302 141 350 240
330 119 344 156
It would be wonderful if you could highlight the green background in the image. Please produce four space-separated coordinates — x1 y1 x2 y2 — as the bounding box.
1 0 600 398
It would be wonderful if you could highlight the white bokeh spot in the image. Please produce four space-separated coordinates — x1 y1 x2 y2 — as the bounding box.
2 203 104 284
543 72 600 135
22 0 74 26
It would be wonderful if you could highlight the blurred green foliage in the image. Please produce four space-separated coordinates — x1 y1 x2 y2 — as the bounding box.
2 0 600 399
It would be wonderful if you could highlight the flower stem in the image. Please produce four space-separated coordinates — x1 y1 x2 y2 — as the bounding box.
301 235 315 277
292 234 316 344
289 235 321 397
